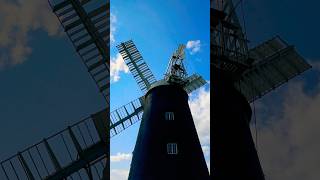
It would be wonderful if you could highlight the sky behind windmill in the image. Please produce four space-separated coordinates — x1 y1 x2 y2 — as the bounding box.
0 0 320 180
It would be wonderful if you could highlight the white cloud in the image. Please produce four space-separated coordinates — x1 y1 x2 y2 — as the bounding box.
110 13 117 44
110 53 129 82
186 40 201 55
202 145 210 157
111 152 132 162
0 0 60 68
111 169 129 180
257 75 320 179
189 86 210 168
189 86 210 145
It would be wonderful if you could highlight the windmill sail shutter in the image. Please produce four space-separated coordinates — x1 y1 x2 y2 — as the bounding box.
235 36 311 102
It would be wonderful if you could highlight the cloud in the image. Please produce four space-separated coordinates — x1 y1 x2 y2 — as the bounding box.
189 86 210 168
0 0 60 68
110 53 129 82
189 86 210 145
202 145 210 157
110 13 117 44
256 72 320 179
111 152 132 162
186 40 201 55
111 169 129 180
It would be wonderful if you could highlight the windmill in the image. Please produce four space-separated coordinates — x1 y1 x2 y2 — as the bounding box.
112 40 210 180
1 0 109 179
211 0 311 179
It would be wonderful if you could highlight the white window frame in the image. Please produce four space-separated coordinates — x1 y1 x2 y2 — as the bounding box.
165 112 174 121
167 143 178 154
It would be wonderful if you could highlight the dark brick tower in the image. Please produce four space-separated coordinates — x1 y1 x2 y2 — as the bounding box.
128 83 210 180
211 67 265 179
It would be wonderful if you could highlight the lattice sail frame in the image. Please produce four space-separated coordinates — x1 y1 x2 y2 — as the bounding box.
184 74 207 94
116 40 157 93
110 98 144 137
234 36 311 102
0 110 108 180
49 0 110 104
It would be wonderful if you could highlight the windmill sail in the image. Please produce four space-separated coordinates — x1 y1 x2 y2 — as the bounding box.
234 36 311 102
183 74 207 94
110 98 144 137
116 40 157 93
0 110 108 180
49 0 110 104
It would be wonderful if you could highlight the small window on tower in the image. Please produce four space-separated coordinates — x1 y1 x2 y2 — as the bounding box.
167 143 178 154
165 112 174 120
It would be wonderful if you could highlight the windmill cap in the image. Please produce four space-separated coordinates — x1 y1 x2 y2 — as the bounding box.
146 79 187 97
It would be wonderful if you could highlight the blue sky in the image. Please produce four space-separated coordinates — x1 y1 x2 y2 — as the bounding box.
110 0 210 179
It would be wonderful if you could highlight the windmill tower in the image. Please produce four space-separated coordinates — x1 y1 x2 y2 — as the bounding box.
211 0 311 179
115 41 210 180
0 0 109 179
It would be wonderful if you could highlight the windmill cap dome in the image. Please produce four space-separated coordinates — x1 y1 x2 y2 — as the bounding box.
146 79 187 97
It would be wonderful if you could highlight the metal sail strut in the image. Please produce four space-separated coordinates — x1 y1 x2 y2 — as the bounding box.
183 74 207 94
116 40 157 93
110 98 144 137
234 36 311 102
49 0 110 104
0 109 108 180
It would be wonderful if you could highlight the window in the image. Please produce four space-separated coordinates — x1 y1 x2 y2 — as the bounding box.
167 143 178 154
165 112 174 120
